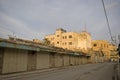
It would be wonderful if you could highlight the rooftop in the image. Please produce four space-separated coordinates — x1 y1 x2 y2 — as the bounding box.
0 38 90 57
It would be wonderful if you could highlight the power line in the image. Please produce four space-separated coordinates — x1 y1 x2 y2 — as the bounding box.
102 0 113 41
118 35 120 44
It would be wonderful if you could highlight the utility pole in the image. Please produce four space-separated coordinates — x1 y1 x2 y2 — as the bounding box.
118 35 120 44
117 35 120 80
118 35 120 57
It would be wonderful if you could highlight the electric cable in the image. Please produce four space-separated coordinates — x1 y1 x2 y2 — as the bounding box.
102 0 113 41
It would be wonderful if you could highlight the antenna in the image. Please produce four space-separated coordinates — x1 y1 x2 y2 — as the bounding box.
84 22 87 32
13 32 16 39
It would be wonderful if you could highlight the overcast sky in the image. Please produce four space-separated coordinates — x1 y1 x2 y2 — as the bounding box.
0 0 120 43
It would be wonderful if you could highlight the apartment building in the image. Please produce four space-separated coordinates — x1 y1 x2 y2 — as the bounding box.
92 40 111 60
45 28 92 51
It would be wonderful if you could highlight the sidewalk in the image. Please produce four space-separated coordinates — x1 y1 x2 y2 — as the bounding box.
117 64 120 80
114 63 120 80
0 68 55 78
0 63 101 79
0 65 77 79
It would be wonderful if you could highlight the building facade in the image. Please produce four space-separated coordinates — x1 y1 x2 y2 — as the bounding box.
45 28 92 52
92 40 111 61
0 38 90 74
109 44 118 62
33 39 41 43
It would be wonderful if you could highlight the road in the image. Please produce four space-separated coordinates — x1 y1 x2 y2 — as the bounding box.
0 62 115 80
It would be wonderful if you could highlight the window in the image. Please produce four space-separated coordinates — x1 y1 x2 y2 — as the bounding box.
57 35 59 37
107 45 108 48
62 43 64 45
65 42 67 45
69 42 72 45
65 36 67 39
69 35 72 38
51 38 53 40
101 44 103 47
93 44 97 47
52 42 54 45
57 42 59 44
104 44 106 48
51 38 54 40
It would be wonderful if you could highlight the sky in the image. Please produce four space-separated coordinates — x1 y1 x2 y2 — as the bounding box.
0 0 120 43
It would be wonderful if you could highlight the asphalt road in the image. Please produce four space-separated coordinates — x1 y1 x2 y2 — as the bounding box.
0 62 115 80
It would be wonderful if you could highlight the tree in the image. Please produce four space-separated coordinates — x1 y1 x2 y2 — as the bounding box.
42 38 50 46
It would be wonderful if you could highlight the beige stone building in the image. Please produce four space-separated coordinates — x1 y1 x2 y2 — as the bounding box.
0 38 90 74
45 28 92 52
33 39 41 43
92 40 111 61
109 44 117 55
109 44 118 61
